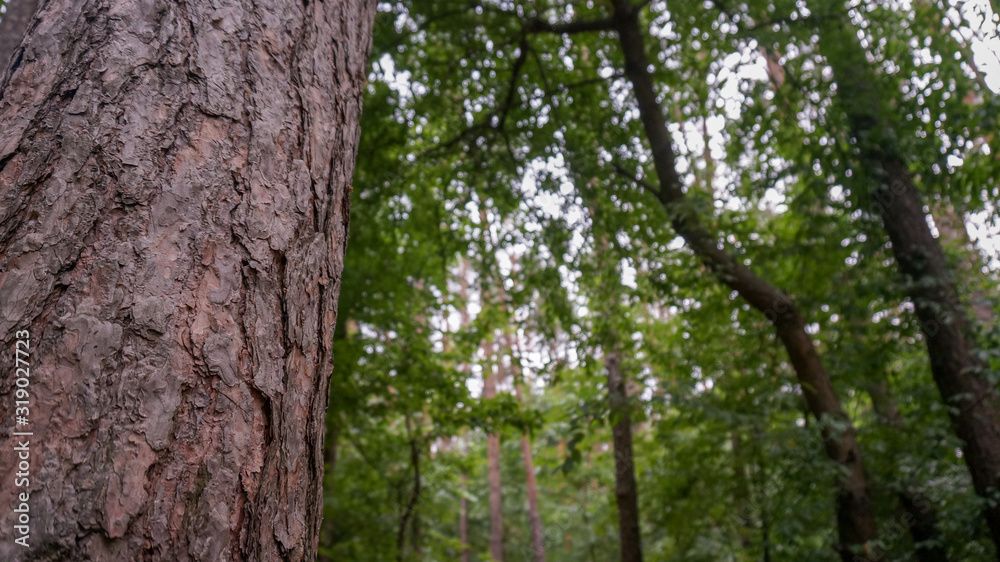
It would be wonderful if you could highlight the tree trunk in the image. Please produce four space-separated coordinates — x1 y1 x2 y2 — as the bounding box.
873 167 1000 546
460 471 471 562
607 2 878 557
754 15 950 559
0 0 39 71
815 5 1000 549
457 263 473 562
508 334 546 562
484 338 504 561
605 345 644 562
319 321 350 562
0 0 375 560
518 434 544 561
397 416 421 562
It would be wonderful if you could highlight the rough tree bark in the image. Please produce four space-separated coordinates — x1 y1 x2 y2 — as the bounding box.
605 344 643 562
0 0 375 560
0 0 40 71
816 4 1000 550
318 321 350 562
604 1 879 557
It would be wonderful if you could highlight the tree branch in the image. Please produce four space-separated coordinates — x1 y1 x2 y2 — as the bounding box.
612 162 662 200
421 35 529 158
525 16 615 35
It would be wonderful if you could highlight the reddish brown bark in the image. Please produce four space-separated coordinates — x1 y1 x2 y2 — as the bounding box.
483 338 504 561
458 264 473 562
0 0 375 559
508 334 546 562
605 345 643 562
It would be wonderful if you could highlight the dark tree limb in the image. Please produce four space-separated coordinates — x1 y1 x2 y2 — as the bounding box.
607 0 879 557
524 16 615 35
396 415 422 562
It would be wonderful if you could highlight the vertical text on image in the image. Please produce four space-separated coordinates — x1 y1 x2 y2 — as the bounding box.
12 329 32 548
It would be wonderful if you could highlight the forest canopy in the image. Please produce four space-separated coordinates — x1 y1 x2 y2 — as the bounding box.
324 0 1000 561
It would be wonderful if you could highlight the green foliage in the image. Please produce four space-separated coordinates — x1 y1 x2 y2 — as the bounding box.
322 0 1000 560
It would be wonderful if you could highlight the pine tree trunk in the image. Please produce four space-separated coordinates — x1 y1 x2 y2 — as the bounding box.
816 5 1000 549
483 339 504 561
460 471 471 562
608 2 878 557
457 264 473 562
605 346 644 562
0 0 39 70
508 334 546 562
0 0 375 559
518 434 544 561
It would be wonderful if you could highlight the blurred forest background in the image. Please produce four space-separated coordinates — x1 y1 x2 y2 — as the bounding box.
320 0 1000 561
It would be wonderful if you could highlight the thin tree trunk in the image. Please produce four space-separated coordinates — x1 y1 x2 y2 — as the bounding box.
487 427 504 562
397 416 422 562
606 2 878 557
0 0 39 71
412 511 422 561
605 345 644 562
483 338 504 561
518 434 544 561
460 471 471 562
815 5 1000 549
458 261 473 562
0 0 375 559
508 334 546 562
754 27 950 560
